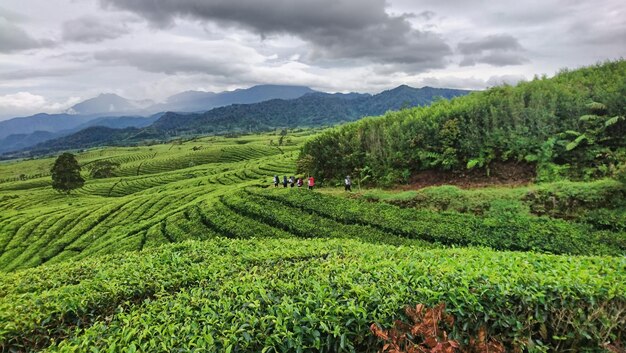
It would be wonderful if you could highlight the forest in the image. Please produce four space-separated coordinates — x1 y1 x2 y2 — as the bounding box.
300 60 626 185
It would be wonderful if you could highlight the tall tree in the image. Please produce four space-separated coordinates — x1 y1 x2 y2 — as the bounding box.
51 153 84 194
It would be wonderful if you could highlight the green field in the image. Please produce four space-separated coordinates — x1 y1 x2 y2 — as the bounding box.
0 131 624 352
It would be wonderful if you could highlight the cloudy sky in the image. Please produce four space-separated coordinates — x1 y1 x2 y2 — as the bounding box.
0 0 624 119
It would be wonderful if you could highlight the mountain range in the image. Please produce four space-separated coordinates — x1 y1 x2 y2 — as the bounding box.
0 85 318 154
151 85 317 113
2 85 470 158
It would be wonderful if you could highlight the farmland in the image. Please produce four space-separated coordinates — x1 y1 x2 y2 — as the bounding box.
0 133 302 272
0 127 624 352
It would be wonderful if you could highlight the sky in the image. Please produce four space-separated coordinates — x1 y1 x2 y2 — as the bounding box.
0 0 624 120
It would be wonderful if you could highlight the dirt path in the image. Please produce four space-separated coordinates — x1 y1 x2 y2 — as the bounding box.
399 162 535 190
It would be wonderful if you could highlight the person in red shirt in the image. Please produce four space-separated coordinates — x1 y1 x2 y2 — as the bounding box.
308 176 315 190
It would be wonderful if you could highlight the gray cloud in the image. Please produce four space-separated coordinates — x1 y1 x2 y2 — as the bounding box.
0 16 53 53
486 74 527 87
1 0 625 117
0 67 75 80
458 34 528 66
416 73 527 90
416 11 436 21
458 34 523 55
93 50 247 76
62 16 130 43
99 0 452 71
0 6 27 22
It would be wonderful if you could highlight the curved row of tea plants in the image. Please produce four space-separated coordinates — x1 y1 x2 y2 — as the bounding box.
0 238 623 352
0 135 304 272
245 188 626 256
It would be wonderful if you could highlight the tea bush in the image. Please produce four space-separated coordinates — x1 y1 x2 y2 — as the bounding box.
0 239 622 352
249 188 626 256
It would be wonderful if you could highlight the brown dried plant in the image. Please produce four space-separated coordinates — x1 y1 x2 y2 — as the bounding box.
370 303 505 353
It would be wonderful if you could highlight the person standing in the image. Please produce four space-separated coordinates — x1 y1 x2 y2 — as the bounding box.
289 176 295 188
308 176 315 190
273 175 279 187
283 175 288 188
297 177 303 188
344 175 352 192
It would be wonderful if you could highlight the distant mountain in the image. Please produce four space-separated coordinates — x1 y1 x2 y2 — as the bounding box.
28 126 142 153
0 113 95 140
67 93 154 115
152 84 318 112
72 114 162 131
0 114 162 155
0 93 155 140
152 87 470 133
359 85 467 116
0 131 59 154
13 86 470 157
0 85 317 138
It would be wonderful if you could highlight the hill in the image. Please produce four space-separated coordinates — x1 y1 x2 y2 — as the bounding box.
18 86 470 156
0 131 58 154
300 60 626 184
0 131 624 352
154 84 318 112
67 93 153 116
0 114 161 156
0 113 95 140
153 86 468 133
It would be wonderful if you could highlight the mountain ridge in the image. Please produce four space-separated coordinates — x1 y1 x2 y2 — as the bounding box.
0 85 321 154
7 85 471 157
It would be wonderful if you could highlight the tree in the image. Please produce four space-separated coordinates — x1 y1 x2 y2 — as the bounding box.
51 153 84 194
296 154 314 176
88 160 120 179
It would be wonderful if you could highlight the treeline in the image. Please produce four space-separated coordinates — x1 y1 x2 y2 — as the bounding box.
300 60 626 184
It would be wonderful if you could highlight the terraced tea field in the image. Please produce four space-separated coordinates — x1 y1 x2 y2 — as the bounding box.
0 133 298 272
0 131 624 352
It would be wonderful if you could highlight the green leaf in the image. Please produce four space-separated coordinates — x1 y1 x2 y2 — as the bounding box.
605 116 624 127
565 134 587 151
578 114 598 122
466 158 481 169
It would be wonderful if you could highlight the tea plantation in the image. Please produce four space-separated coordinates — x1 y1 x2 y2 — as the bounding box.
0 131 624 352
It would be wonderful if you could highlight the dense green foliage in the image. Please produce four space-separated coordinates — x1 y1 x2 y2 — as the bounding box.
1 239 624 353
50 153 84 194
301 61 626 184
359 179 626 232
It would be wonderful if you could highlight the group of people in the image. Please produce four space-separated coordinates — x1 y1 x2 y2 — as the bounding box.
273 175 314 189
272 175 352 191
